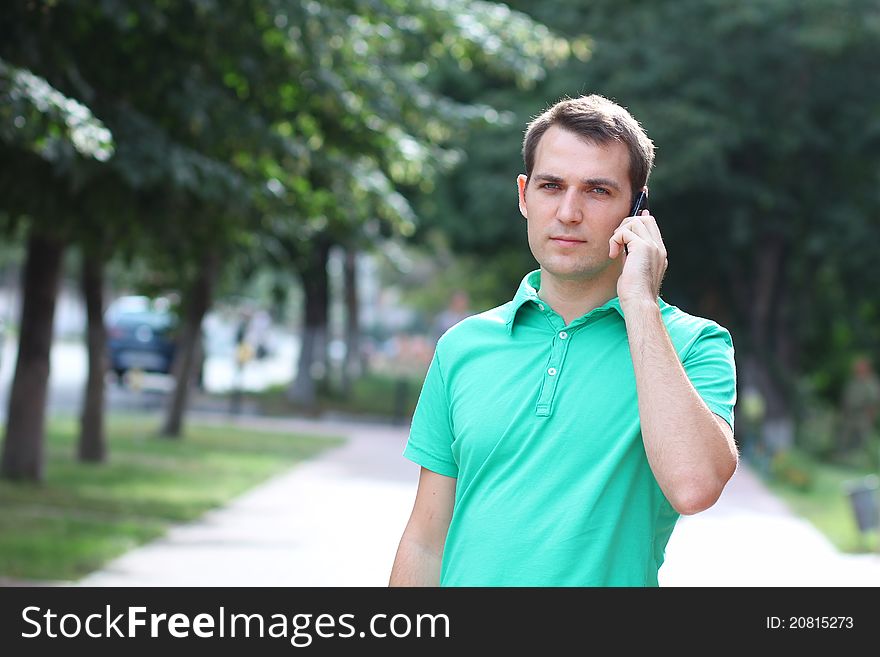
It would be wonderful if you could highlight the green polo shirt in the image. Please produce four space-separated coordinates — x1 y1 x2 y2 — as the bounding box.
403 270 736 586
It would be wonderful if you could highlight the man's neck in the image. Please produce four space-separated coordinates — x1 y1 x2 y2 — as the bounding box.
537 270 618 325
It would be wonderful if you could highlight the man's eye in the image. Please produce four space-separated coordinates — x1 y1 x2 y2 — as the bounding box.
540 183 560 190
591 187 609 195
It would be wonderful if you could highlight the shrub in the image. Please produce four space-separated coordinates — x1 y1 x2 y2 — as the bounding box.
770 449 816 491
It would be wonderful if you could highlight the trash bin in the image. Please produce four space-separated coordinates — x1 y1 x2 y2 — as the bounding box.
843 475 880 533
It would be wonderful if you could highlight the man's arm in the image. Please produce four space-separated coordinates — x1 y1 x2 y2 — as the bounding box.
610 210 737 516
623 300 737 515
389 467 456 586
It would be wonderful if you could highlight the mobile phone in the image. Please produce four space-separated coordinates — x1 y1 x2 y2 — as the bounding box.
630 190 648 217
624 191 648 255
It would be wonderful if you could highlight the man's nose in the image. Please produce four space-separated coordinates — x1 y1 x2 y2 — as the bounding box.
555 189 583 224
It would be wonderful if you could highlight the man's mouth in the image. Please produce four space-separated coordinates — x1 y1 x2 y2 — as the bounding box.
550 236 586 246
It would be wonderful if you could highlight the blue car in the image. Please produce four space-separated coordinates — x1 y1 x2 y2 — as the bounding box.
105 296 178 384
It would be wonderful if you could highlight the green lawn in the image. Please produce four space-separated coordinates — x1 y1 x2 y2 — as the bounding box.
760 450 879 553
0 415 344 582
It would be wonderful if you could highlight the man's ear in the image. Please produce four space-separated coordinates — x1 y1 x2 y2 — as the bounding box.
517 174 528 219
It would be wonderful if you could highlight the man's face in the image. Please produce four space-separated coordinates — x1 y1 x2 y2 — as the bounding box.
518 126 634 283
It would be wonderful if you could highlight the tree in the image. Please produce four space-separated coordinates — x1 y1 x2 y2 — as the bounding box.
0 57 114 479
216 0 574 408
1 0 570 478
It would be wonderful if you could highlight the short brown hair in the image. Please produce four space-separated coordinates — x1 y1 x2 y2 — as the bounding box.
522 94 655 203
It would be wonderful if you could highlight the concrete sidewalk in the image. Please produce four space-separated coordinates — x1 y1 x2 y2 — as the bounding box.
660 465 880 586
75 414 880 587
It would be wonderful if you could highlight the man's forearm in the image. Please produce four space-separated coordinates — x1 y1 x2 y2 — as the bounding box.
389 537 442 587
623 299 737 515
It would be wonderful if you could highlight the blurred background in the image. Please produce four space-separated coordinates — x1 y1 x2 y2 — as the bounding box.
1 0 879 583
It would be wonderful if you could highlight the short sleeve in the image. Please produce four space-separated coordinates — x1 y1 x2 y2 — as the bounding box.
403 349 459 478
681 324 737 432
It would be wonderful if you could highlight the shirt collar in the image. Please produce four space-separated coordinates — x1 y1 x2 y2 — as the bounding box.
504 269 628 334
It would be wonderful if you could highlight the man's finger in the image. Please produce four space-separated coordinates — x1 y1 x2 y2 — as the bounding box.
609 227 641 258
620 216 658 249
640 211 665 248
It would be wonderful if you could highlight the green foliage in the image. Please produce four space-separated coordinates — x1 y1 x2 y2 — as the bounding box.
0 414 343 581
770 449 816 491
252 370 425 421
793 389 838 460
388 237 532 319
1 0 570 300
0 57 113 164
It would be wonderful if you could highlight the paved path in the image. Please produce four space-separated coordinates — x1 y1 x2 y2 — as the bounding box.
660 465 880 586
77 415 416 587
75 414 880 587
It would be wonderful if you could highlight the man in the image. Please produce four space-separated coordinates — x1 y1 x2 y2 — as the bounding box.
838 355 880 456
389 94 738 587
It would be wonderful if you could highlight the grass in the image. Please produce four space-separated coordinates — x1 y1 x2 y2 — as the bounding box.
0 414 344 582
758 448 879 554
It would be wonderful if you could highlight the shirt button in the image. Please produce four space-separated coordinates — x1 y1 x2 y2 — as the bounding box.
547 367 557 376
559 331 568 340
537 303 545 311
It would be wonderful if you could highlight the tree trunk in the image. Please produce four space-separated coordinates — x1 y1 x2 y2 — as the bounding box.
341 247 361 397
772 264 797 382
0 233 65 481
727 234 791 421
160 250 219 438
749 235 781 360
752 235 791 419
287 240 331 410
78 252 107 462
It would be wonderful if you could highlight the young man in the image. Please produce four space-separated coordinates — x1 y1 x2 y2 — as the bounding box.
389 94 738 586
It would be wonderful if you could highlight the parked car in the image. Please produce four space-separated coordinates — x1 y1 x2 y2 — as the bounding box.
105 295 179 384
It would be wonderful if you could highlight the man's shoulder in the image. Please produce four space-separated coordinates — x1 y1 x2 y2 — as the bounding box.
435 301 513 349
659 298 733 351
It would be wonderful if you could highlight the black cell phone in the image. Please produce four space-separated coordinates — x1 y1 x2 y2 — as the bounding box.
630 190 648 217
624 191 648 255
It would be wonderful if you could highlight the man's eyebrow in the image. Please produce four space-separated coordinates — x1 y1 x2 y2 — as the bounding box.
532 173 622 191
581 177 621 191
533 174 564 183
